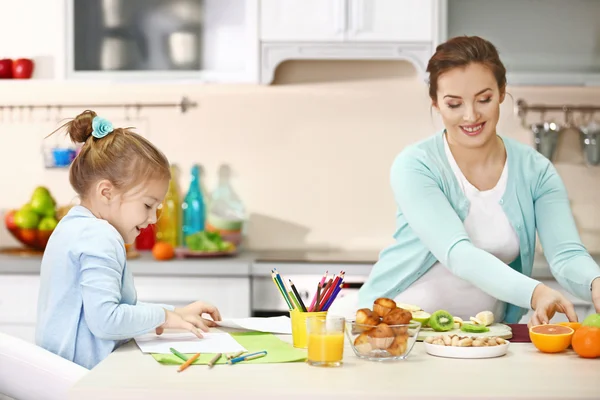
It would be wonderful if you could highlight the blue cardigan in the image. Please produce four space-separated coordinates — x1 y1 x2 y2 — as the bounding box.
36 206 174 369
358 131 600 323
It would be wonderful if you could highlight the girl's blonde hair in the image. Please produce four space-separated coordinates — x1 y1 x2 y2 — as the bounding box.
53 110 170 198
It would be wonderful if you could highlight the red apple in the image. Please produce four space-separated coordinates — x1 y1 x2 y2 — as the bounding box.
12 58 34 79
0 59 13 79
4 209 17 230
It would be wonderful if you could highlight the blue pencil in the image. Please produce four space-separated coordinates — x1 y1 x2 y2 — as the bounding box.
227 350 267 365
322 283 343 311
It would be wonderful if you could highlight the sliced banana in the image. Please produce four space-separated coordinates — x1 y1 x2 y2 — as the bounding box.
453 316 463 329
470 317 483 325
476 311 495 327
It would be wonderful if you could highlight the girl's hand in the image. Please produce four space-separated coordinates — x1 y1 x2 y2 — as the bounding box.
175 301 222 326
158 309 207 338
529 284 578 327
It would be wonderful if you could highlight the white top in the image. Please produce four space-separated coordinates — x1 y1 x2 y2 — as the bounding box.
394 135 520 322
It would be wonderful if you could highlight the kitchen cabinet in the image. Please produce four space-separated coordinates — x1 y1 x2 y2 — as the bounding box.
260 0 432 43
66 0 259 83
260 0 346 42
347 0 433 42
0 275 40 344
259 0 438 84
437 0 600 86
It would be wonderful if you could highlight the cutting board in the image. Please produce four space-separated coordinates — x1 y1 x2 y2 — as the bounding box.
417 323 512 341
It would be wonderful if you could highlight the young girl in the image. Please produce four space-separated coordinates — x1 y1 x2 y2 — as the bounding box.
35 110 222 369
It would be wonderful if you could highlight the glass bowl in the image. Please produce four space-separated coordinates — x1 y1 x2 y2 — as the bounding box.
345 319 421 361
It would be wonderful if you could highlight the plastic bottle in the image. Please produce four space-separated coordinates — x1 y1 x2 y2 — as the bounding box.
182 164 206 245
206 164 245 246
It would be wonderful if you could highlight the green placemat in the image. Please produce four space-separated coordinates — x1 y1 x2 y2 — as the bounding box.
151 332 307 365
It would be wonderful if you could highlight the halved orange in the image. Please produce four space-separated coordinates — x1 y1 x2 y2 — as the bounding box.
529 324 574 353
557 322 582 332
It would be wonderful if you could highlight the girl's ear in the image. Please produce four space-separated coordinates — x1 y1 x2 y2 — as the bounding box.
95 179 115 205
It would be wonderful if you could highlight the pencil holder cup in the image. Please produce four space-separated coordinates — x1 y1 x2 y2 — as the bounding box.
290 309 327 348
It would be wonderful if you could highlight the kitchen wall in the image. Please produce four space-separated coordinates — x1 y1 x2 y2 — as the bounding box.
1 60 599 252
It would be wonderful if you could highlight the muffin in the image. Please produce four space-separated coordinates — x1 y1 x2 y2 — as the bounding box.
373 298 396 318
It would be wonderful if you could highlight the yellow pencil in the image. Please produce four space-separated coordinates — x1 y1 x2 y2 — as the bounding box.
177 352 200 373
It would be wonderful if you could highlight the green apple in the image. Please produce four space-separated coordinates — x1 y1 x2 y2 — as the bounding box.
38 216 58 231
30 191 56 217
582 313 600 328
14 208 40 229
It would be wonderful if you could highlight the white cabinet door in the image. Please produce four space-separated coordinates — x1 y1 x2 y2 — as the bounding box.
134 276 251 319
0 274 40 343
260 0 346 41
347 0 433 42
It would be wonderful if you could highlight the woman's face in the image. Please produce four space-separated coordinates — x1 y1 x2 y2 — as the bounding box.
433 63 505 149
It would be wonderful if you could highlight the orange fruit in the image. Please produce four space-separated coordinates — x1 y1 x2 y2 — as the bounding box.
557 322 582 332
571 326 600 359
529 324 574 353
152 242 175 261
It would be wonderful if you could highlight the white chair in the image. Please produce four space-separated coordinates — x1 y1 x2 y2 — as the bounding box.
0 332 88 400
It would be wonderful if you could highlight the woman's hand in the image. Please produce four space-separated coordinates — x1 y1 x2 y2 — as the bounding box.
529 284 578 327
592 277 600 313
156 302 222 336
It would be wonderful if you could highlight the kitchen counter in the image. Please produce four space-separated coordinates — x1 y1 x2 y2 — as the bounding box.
1 248 599 279
68 331 600 400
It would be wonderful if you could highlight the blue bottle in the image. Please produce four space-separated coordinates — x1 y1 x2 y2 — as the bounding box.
182 164 205 244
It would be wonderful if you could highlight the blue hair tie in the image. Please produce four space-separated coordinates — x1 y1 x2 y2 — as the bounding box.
91 116 114 139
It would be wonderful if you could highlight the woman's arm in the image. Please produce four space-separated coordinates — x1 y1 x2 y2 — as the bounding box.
79 227 167 341
533 161 600 302
391 150 540 309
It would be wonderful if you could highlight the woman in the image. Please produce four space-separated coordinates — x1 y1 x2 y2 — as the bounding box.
346 36 600 326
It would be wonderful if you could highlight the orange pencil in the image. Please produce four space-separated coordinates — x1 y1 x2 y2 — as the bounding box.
177 352 200 372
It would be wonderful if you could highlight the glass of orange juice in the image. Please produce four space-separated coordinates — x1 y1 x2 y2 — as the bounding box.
306 315 345 367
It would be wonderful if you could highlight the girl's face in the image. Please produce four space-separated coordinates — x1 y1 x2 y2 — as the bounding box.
97 178 169 244
433 62 505 149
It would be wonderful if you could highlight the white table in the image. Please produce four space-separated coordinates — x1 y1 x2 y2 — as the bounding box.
69 332 600 400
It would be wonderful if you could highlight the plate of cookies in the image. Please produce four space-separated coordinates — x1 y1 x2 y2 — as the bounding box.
423 334 510 359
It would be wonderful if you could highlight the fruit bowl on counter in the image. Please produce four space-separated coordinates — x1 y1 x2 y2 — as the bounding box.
3 186 71 251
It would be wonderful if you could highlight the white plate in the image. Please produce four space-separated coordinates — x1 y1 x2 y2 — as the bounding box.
424 341 510 359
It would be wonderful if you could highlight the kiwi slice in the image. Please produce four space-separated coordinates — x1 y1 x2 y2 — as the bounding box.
460 323 490 333
428 310 454 332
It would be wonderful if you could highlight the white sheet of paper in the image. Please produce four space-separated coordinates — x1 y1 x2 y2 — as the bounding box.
134 332 246 354
216 316 292 334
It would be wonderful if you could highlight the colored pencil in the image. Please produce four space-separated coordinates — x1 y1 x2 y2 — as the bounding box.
169 347 189 362
322 283 343 311
273 270 294 309
177 352 200 372
314 281 323 312
228 350 267 365
227 351 246 360
208 353 222 369
288 290 302 310
318 272 344 310
289 279 307 312
308 271 328 311
271 271 293 310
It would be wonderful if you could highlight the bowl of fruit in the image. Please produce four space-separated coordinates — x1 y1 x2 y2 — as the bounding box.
3 186 70 251
346 298 421 361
